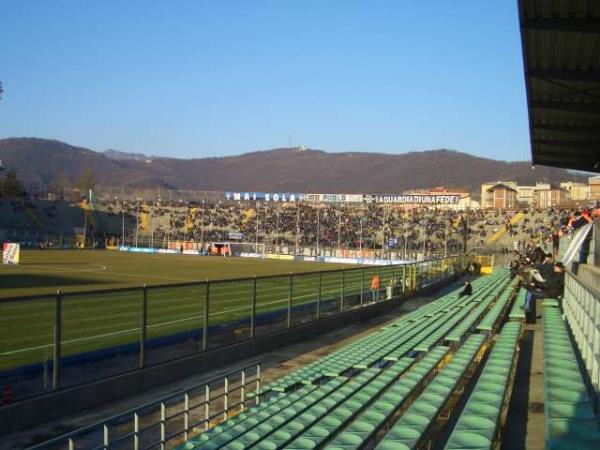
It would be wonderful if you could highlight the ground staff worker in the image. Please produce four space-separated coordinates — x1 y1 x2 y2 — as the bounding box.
370 273 380 301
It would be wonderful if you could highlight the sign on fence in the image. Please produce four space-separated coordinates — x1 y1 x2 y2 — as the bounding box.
2 242 20 265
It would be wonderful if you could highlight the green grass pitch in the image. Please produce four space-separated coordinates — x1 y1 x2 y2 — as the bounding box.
0 250 410 370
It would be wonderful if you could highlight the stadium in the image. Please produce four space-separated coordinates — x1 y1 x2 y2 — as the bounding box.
1 1 599 449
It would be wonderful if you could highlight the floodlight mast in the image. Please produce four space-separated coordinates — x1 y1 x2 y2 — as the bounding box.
0 83 4 171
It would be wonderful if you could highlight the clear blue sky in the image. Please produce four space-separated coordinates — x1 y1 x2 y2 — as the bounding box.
0 0 531 161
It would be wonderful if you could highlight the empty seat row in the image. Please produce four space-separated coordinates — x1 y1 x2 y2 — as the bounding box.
278 358 416 449
542 304 600 450
266 273 506 392
413 301 478 353
476 287 514 332
376 334 486 449
444 322 522 450
508 288 527 321
182 348 449 450
381 274 507 362
324 346 450 449
181 381 341 449
446 277 512 343
235 368 381 450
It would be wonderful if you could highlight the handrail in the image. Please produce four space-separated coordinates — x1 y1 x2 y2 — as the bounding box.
27 362 261 450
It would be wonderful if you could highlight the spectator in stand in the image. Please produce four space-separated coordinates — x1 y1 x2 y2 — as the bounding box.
458 280 472 297
524 262 565 323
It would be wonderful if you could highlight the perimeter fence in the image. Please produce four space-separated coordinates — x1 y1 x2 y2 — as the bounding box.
0 255 469 403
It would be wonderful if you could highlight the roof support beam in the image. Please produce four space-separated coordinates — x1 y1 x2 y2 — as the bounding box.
529 69 600 83
532 123 600 137
532 155 597 171
532 155 597 172
533 138 600 150
530 100 600 114
523 17 600 33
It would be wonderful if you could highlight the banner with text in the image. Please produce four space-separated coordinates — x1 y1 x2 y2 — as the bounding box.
225 192 303 202
367 194 461 204
2 243 20 265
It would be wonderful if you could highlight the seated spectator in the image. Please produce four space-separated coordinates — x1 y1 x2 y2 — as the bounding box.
458 280 472 297
524 262 565 323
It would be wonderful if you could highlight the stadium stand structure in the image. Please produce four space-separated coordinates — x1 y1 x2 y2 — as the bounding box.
176 268 528 450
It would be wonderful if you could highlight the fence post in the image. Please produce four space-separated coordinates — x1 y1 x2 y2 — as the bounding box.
287 273 293 328
53 290 62 391
223 376 229 421
134 412 140 450
241 369 246 411
316 271 322 320
378 266 384 300
392 264 396 297
140 285 147 368
204 384 210 430
203 280 210 351
160 401 166 450
256 364 261 405
251 276 257 338
103 424 109 450
183 393 190 441
360 267 365 306
340 270 345 312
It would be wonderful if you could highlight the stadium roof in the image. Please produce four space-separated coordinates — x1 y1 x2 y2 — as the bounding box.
518 0 600 173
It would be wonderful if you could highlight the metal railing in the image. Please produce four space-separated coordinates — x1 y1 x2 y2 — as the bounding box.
563 270 600 410
0 255 468 403
27 364 261 450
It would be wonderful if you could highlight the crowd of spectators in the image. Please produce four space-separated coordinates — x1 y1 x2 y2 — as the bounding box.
94 198 599 255
4 194 597 256
506 203 599 322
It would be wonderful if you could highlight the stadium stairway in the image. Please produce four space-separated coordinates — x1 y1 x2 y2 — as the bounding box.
486 211 526 245
177 268 525 450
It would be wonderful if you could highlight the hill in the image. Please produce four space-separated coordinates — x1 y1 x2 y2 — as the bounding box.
0 137 581 195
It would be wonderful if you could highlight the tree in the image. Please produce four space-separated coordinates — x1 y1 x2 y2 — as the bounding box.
0 169 25 198
76 167 96 192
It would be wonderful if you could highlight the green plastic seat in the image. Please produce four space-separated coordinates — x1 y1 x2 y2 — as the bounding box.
546 388 591 404
454 415 496 431
445 430 493 448
546 419 600 440
546 402 597 420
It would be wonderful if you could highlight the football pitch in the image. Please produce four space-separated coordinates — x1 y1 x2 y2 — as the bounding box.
1 251 410 371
